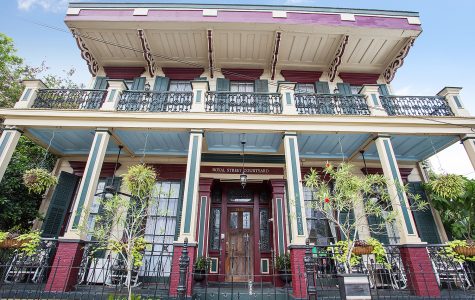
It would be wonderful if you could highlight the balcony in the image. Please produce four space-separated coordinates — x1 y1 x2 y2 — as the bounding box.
31 89 107 110
205 92 282 114
294 93 370 115
116 90 193 112
380 96 454 117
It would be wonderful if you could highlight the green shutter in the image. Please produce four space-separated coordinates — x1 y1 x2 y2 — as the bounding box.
315 81 330 94
153 76 170 92
131 77 146 90
339 210 357 241
254 79 269 93
216 78 230 91
174 180 185 241
378 84 390 96
407 182 441 244
41 172 80 238
337 83 352 95
367 214 389 244
93 76 108 90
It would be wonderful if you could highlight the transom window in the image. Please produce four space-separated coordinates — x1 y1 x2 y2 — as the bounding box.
230 81 254 92
295 83 315 93
169 80 192 92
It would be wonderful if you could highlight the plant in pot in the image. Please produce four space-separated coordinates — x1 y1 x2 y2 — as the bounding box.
193 257 208 282
275 253 292 285
23 168 57 194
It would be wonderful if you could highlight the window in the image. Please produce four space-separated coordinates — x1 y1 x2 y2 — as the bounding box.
259 208 270 251
295 83 315 93
304 187 336 245
140 181 182 279
209 208 221 250
169 80 192 92
230 81 254 92
86 179 107 240
350 85 362 95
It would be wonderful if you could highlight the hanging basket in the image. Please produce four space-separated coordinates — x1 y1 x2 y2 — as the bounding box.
23 168 58 194
353 246 374 255
0 238 26 249
454 246 475 257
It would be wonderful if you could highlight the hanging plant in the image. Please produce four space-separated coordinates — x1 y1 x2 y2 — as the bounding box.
427 174 466 200
23 168 58 194
440 240 475 263
123 164 157 198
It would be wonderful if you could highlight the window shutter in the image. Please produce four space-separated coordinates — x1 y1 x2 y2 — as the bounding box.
339 210 357 241
41 172 80 238
336 83 352 95
216 78 230 91
378 84 390 96
254 79 269 93
315 81 330 94
93 76 108 90
407 182 441 244
131 77 146 90
174 180 186 241
153 76 170 92
367 214 390 244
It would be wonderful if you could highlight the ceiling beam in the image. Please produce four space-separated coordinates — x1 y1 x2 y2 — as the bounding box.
383 37 415 83
137 29 157 77
348 134 377 162
328 34 349 82
207 29 214 78
270 31 282 80
70 28 100 76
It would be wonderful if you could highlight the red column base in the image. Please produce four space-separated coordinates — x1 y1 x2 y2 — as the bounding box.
289 247 307 299
45 240 84 292
399 245 440 297
169 244 196 297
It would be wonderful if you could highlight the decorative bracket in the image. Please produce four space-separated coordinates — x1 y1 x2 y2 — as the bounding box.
383 37 415 83
328 35 349 82
207 29 214 78
270 31 282 80
137 29 157 77
71 28 99 76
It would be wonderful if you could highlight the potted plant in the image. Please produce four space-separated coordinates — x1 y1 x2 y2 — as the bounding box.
193 257 208 282
123 164 156 198
23 168 58 194
352 240 373 255
275 253 292 284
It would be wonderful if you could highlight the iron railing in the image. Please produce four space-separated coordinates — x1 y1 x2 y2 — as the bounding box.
31 89 107 110
380 96 454 116
294 93 371 115
205 92 282 114
117 91 193 112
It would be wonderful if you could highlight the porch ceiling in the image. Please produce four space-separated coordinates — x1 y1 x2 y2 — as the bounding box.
205 132 281 153
298 133 370 159
114 130 190 156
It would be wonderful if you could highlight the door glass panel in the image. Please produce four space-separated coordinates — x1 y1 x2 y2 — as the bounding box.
259 209 270 251
243 212 251 229
209 208 221 250
230 212 238 229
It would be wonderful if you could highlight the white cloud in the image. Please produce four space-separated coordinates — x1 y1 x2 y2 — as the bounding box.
17 0 69 12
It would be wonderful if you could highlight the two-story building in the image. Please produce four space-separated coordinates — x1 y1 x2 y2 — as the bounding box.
1 2 475 299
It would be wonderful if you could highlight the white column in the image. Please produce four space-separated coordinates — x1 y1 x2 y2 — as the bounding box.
374 136 421 244
360 84 387 116
461 134 475 171
14 80 47 109
64 129 111 240
278 82 298 115
0 127 22 182
177 129 203 243
190 80 209 113
283 132 307 245
437 87 470 117
100 80 128 111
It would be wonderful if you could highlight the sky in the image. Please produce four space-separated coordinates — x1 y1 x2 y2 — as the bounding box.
0 0 474 178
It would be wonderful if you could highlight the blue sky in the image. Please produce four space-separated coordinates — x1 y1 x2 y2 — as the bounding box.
1 0 474 177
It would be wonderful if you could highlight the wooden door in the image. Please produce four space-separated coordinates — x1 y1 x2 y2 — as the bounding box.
225 207 253 282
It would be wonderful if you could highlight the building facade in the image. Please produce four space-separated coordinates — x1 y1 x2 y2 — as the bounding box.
1 2 475 298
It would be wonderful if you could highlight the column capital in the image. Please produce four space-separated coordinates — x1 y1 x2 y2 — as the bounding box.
436 86 462 97
101 80 127 111
199 178 213 193
278 82 298 115
3 126 24 133
360 84 387 116
283 131 298 137
95 128 112 135
436 86 469 117
359 84 380 94
15 80 48 109
190 129 204 135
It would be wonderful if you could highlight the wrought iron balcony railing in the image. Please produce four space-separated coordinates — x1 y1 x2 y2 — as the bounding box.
380 96 454 116
294 93 371 115
31 89 107 110
205 92 282 114
117 90 193 112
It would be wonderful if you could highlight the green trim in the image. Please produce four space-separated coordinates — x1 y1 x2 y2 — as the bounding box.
261 259 269 273
22 88 32 101
289 138 304 235
0 132 13 155
371 94 379 106
276 198 285 254
285 92 292 105
383 139 414 235
285 182 293 242
195 90 202 104
197 196 207 257
184 135 200 233
453 96 463 109
72 133 104 228
107 89 116 102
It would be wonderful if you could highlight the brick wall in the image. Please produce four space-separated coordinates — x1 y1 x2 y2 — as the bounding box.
289 248 307 299
399 246 440 297
169 244 196 297
45 240 84 292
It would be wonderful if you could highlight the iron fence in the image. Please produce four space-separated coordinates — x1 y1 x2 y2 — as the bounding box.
294 93 371 115
117 90 193 112
205 92 282 114
31 89 107 110
379 96 454 116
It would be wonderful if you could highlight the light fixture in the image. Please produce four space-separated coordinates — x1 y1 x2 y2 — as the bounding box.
333 87 339 94
96 145 130 199
240 135 247 189
144 82 151 91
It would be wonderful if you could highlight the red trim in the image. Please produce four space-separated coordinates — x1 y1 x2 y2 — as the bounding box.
221 68 263 81
162 67 204 80
68 161 120 178
198 178 214 256
280 70 322 83
151 164 187 180
103 66 145 80
338 72 380 85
